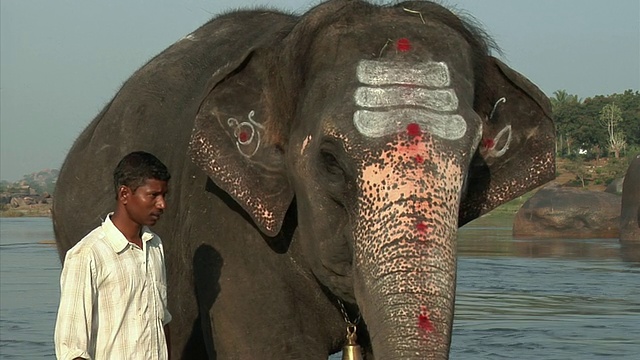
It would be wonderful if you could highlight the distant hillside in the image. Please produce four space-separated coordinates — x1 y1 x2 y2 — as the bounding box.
0 169 59 195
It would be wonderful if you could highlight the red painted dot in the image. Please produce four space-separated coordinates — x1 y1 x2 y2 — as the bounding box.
407 123 421 137
418 314 435 332
415 154 424 164
396 38 412 52
239 131 249 142
418 310 435 332
416 221 428 233
482 138 495 149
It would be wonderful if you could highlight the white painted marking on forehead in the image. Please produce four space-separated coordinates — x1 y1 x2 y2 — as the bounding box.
354 109 467 140
355 87 458 112
353 59 467 140
357 60 450 87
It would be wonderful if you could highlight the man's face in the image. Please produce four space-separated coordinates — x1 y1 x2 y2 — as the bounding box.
124 178 168 227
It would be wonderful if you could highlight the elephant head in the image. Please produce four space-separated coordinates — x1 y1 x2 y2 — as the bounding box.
189 0 555 358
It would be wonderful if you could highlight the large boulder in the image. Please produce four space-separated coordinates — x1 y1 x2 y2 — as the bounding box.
605 177 625 195
620 154 640 243
513 184 621 238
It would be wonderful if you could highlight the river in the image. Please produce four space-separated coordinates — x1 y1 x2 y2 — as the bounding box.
1 216 638 359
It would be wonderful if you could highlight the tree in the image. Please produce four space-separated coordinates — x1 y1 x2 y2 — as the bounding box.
565 136 574 156
591 144 601 163
599 103 626 158
550 90 580 111
563 156 589 187
611 90 640 147
550 90 594 157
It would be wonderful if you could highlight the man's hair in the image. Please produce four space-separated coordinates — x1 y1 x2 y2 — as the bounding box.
113 151 171 198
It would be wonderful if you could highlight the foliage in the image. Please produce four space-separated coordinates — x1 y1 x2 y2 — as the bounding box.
563 157 589 187
626 145 640 160
550 89 581 110
552 89 640 158
560 155 632 188
0 180 8 193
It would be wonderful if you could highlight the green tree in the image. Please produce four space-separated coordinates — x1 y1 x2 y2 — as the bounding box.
552 90 637 157
551 90 584 156
550 89 580 111
563 156 589 187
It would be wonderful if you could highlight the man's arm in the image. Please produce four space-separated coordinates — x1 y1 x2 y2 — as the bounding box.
54 250 95 360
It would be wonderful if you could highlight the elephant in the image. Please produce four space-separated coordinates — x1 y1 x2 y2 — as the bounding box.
620 154 640 243
52 1 555 359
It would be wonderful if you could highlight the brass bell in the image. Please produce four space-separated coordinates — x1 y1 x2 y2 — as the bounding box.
341 323 363 360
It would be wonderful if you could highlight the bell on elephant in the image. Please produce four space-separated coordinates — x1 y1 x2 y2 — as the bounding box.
341 324 363 360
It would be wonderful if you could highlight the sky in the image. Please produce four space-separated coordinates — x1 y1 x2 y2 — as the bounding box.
1 0 639 182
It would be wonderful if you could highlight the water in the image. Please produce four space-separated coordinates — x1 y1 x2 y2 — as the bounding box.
0 218 59 359
1 216 639 359
453 213 640 359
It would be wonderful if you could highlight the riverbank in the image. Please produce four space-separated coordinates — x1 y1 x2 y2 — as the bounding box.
0 157 627 219
0 204 51 217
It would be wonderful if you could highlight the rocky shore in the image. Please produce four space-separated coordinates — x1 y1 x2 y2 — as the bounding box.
0 203 52 217
0 193 53 217
0 169 57 217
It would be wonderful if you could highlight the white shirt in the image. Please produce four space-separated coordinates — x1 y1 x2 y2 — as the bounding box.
54 214 171 360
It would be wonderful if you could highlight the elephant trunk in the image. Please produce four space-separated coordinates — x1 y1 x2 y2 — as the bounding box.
354 202 458 359
354 135 464 359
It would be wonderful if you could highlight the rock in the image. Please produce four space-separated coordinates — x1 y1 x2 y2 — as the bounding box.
513 184 621 239
10 197 22 208
620 154 640 243
605 177 625 195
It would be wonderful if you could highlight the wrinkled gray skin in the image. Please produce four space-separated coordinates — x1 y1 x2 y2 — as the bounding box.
620 154 640 243
53 1 555 359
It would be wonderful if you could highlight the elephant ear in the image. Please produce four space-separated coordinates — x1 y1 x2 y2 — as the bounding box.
459 57 556 225
189 45 293 237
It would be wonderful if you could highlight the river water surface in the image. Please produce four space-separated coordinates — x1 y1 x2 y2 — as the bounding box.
1 216 639 359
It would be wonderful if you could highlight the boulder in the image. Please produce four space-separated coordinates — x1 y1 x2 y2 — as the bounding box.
513 184 621 238
605 177 625 195
620 154 640 243
10 197 22 208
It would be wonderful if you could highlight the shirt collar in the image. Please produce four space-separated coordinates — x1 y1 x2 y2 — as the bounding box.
102 213 155 253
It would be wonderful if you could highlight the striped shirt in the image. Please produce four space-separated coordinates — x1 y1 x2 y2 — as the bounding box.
54 214 171 360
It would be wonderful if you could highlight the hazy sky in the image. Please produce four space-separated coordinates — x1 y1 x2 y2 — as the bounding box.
1 0 638 181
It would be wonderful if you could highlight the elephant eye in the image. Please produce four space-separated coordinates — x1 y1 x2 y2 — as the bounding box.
320 149 344 178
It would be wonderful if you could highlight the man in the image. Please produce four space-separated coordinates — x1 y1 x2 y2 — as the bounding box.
55 151 172 360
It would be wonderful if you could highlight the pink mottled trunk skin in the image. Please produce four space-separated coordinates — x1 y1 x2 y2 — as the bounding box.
354 129 465 359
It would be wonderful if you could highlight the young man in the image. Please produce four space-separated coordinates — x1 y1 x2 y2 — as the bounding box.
55 151 172 360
